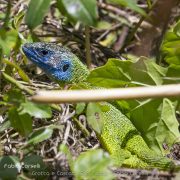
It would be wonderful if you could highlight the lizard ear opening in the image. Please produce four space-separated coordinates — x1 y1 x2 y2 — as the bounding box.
62 64 70 72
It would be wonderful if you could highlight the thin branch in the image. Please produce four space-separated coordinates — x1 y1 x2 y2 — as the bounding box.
2 72 61 111
96 23 121 42
114 26 129 52
130 0 179 57
146 0 152 9
31 84 180 103
2 72 34 95
98 2 131 22
122 16 145 51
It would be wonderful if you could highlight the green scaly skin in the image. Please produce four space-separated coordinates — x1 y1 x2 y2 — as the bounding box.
22 42 178 170
101 103 175 169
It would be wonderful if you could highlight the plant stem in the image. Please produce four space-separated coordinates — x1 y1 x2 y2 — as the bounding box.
2 72 61 111
85 26 92 69
2 72 34 95
73 117 90 137
3 0 11 29
146 0 152 9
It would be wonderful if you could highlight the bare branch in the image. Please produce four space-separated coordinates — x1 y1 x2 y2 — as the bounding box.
31 84 180 103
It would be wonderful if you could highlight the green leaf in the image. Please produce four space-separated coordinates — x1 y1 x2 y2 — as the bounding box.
112 100 130 114
0 120 11 133
99 104 110 113
73 149 114 180
76 103 86 115
129 98 180 154
8 107 32 136
25 0 51 29
96 21 112 30
59 144 74 170
107 0 146 16
0 156 20 179
86 103 104 134
163 64 180 84
27 128 53 145
100 32 117 47
12 10 25 29
23 155 49 179
88 59 132 87
0 29 18 56
156 99 180 151
173 20 180 37
144 59 167 85
161 22 180 65
87 58 165 88
19 101 52 118
3 89 25 105
3 59 30 82
57 0 98 26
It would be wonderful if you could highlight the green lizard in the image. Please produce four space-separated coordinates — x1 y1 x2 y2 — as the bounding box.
22 42 178 170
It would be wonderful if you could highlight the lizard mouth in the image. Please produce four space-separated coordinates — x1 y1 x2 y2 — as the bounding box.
22 45 40 64
22 43 55 75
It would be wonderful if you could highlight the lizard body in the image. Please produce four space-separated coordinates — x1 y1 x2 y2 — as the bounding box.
22 42 178 170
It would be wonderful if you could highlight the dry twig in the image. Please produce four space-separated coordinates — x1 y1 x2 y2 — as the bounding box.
31 84 180 103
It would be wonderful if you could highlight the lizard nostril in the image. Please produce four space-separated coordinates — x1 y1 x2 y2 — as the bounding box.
62 64 70 72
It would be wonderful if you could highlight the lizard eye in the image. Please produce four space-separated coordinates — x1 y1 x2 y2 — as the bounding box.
40 50 49 56
62 64 70 72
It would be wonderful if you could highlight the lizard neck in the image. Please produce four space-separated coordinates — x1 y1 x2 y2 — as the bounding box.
71 56 90 84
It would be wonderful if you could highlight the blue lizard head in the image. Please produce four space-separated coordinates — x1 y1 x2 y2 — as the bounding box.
22 42 89 84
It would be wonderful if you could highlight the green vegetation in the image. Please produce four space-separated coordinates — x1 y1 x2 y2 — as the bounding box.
0 0 180 179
